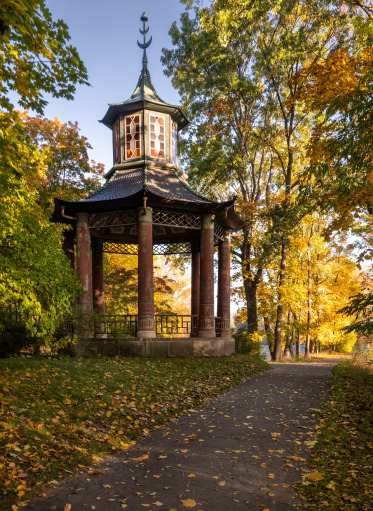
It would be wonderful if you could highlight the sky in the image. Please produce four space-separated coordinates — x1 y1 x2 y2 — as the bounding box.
40 0 188 172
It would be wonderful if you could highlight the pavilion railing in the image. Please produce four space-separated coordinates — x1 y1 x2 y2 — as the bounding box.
94 315 138 338
63 314 221 339
154 314 198 338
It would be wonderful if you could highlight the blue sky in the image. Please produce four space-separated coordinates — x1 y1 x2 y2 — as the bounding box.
41 0 187 171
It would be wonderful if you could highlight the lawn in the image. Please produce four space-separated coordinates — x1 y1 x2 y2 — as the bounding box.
297 356 373 510
0 355 268 510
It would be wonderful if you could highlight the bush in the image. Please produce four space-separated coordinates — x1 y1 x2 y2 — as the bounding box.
0 319 35 357
233 327 263 357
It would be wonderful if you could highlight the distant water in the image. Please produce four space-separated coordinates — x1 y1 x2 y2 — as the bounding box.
260 341 306 360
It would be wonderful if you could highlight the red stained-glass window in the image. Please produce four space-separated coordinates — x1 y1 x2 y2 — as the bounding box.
125 115 141 159
149 114 165 158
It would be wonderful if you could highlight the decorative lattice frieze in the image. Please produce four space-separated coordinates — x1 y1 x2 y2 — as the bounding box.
103 241 192 256
153 242 191 255
89 210 137 229
103 242 138 255
214 222 225 241
153 210 200 230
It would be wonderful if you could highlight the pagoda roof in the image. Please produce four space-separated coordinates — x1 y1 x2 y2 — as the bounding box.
53 166 244 231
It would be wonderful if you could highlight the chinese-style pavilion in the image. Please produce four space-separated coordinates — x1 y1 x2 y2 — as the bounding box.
53 14 244 357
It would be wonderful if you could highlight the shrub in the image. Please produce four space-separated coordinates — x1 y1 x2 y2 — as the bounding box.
0 319 35 357
233 327 263 357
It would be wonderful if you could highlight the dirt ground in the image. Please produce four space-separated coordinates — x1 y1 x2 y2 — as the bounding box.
24 359 342 511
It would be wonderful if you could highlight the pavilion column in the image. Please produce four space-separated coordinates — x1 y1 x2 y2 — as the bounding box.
191 241 200 337
63 232 75 269
92 238 105 315
137 207 156 338
76 213 93 314
198 214 215 338
217 229 231 338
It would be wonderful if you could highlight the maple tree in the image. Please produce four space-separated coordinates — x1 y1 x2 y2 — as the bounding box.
0 0 88 114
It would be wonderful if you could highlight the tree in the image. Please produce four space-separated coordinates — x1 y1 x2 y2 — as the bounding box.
162 0 351 359
0 1 89 342
104 254 191 316
293 2 373 335
0 0 88 114
23 114 105 209
0 112 81 340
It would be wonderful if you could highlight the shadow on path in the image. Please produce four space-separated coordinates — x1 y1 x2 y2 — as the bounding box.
25 359 342 511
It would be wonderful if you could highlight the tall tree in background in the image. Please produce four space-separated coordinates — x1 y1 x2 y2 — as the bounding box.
23 114 105 209
293 1 373 335
162 0 351 359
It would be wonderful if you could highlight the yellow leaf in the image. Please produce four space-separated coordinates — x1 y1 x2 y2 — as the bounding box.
187 473 195 477
12 506 18 511
218 481 226 486
64 505 72 511
307 470 324 482
154 502 163 507
181 499 197 507
140 505 150 508
122 505 127 509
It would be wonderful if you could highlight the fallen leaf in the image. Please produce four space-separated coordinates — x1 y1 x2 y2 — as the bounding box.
181 499 197 507
133 454 149 462
218 481 226 486
64 505 72 511
306 470 324 482
326 481 336 490
154 502 163 507
187 473 195 477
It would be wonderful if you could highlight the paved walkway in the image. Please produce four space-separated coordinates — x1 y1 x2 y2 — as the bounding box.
25 360 340 511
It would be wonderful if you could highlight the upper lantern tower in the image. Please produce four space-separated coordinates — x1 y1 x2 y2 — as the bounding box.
100 13 188 178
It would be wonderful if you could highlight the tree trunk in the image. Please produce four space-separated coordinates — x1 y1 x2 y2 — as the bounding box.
264 316 274 359
245 277 259 333
241 227 263 335
293 311 301 357
273 241 287 361
305 241 312 358
283 310 293 359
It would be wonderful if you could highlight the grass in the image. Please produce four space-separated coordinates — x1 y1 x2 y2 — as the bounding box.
296 355 373 510
0 354 268 510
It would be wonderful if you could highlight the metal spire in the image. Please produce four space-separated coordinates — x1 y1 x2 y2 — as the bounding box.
137 12 152 71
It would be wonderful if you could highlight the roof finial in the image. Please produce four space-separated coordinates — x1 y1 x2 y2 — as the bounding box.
137 12 152 70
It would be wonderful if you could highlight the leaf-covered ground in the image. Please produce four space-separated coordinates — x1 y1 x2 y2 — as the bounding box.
297 360 373 510
0 355 268 510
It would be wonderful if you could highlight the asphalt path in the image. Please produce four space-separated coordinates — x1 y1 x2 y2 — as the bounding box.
25 359 341 511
